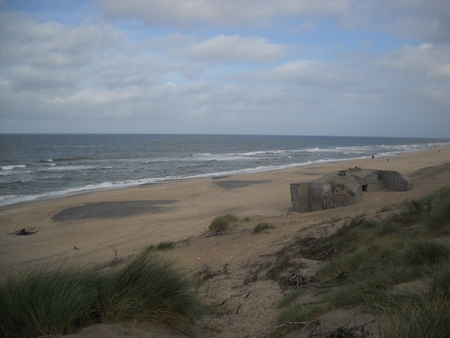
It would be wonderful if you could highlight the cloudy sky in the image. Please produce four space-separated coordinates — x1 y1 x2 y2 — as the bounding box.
1 0 449 137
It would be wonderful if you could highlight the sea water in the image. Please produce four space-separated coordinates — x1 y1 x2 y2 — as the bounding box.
1 134 449 207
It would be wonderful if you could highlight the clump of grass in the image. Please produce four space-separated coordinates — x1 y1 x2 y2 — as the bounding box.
378 269 450 338
277 289 306 309
403 240 450 266
242 216 252 222
156 241 175 250
208 214 238 234
423 186 450 231
253 222 275 234
0 267 98 337
0 253 204 337
143 241 176 254
99 253 203 331
273 186 450 335
266 252 293 279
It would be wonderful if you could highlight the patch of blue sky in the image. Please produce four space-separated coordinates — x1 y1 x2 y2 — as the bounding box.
4 0 96 25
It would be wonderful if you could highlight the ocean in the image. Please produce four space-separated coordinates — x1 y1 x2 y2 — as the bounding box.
1 134 449 208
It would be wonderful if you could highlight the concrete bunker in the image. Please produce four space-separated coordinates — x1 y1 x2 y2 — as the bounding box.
290 167 413 213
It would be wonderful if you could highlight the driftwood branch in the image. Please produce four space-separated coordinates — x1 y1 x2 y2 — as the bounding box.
312 246 337 260
216 293 242 306
272 320 321 334
302 283 340 288
306 319 376 337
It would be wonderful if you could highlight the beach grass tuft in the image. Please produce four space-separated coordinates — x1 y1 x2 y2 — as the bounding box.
273 186 450 335
208 214 238 234
377 269 450 338
99 253 203 329
142 241 176 254
253 222 275 234
0 252 203 337
0 267 98 337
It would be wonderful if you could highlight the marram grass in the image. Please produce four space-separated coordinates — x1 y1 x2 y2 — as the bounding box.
275 186 450 336
99 253 203 326
378 269 450 338
0 266 97 337
208 213 238 234
0 253 203 337
253 222 275 234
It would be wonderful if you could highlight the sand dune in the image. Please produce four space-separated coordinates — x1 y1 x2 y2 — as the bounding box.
1 146 449 337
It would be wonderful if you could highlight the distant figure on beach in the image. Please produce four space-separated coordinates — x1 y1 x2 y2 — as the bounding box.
387 158 389 162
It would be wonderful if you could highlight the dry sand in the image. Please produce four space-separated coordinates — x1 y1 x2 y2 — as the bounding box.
1 146 449 337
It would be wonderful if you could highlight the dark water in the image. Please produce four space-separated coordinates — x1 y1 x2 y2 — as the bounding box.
1 134 448 207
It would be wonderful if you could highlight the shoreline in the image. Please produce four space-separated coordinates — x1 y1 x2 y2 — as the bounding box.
0 146 449 280
1 145 447 210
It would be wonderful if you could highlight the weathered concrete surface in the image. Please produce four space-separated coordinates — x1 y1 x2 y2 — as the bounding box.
290 167 412 212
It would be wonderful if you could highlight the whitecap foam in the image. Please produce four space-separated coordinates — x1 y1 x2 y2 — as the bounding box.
1 164 26 170
40 165 96 171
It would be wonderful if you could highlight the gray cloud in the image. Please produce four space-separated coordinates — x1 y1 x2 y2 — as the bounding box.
98 0 450 44
99 0 348 27
8 66 82 91
251 59 352 86
1 1 449 137
379 44 450 81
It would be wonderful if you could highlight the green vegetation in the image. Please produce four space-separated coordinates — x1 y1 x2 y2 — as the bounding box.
273 186 450 336
208 213 238 234
0 267 97 337
253 222 275 234
144 241 176 253
0 253 203 337
277 289 306 309
378 268 450 338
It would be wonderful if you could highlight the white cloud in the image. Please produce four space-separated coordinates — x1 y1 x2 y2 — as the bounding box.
186 35 289 63
250 59 352 87
379 44 450 80
0 13 124 67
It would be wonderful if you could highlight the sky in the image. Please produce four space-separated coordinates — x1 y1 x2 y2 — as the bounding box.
0 0 449 138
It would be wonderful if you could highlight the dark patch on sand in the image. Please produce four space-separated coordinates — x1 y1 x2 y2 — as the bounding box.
409 162 450 181
52 200 178 222
216 180 271 189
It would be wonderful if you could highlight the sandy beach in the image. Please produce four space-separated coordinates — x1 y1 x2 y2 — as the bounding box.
1 146 449 337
